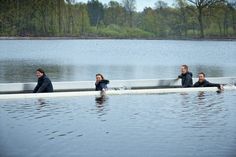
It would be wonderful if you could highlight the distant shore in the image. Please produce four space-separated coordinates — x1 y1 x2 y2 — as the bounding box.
1 36 236 41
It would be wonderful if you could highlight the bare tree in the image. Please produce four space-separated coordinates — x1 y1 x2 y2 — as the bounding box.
155 0 168 10
176 0 189 37
58 0 63 34
122 0 136 27
187 0 225 38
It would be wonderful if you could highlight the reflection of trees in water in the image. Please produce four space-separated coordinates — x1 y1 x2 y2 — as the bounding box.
0 61 138 82
0 60 74 83
192 65 224 77
0 59 230 83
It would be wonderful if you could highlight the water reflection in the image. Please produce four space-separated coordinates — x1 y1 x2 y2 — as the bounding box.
0 59 234 83
197 92 206 102
0 60 75 83
36 98 47 110
95 95 108 106
180 92 226 129
193 65 224 77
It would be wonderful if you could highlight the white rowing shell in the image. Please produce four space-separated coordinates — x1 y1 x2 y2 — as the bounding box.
0 86 235 100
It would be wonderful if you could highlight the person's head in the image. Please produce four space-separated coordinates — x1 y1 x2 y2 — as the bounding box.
180 65 189 74
36 68 45 78
198 72 206 83
96 73 104 82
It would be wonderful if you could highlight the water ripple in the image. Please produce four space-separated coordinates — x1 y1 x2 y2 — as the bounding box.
0 91 236 157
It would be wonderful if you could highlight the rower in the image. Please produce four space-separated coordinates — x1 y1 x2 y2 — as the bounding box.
33 68 53 93
178 65 193 87
193 72 223 90
95 74 109 91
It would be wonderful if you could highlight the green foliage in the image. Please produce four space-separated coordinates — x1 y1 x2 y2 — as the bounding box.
89 24 154 38
0 0 235 38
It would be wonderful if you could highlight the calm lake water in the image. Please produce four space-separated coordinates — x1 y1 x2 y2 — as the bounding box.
0 40 236 157
0 91 236 157
0 40 236 83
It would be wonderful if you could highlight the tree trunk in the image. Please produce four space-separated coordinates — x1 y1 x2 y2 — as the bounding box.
129 11 133 27
81 11 84 34
43 16 47 34
192 22 196 36
58 0 62 34
183 12 187 37
231 8 236 35
198 7 204 38
16 0 20 35
232 10 236 35
96 16 100 30
218 21 222 36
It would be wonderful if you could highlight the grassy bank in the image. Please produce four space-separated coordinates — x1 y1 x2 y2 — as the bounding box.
1 24 236 40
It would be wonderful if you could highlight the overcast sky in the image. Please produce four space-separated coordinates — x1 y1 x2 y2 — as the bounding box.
75 0 176 11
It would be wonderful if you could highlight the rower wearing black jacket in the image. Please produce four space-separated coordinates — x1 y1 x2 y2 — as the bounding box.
33 68 53 93
178 65 193 87
95 73 109 91
193 72 223 90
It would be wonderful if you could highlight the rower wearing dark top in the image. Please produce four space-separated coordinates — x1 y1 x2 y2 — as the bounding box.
178 65 193 87
33 68 53 93
193 72 223 90
95 73 109 91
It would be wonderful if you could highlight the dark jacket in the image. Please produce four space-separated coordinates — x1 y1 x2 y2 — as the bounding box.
95 80 109 91
193 80 221 88
178 72 193 87
33 75 53 93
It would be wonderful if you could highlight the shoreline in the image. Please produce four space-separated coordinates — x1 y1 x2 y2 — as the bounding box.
1 36 236 41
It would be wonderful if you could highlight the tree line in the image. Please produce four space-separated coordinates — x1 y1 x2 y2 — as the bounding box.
0 0 236 39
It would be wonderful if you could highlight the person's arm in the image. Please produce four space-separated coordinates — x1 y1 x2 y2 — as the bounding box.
193 82 199 87
37 78 50 93
178 74 183 79
183 75 193 87
95 83 100 91
100 83 108 91
205 82 222 89
33 83 40 93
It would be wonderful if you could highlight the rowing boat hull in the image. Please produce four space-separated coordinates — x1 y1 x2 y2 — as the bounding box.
0 77 236 94
0 86 235 100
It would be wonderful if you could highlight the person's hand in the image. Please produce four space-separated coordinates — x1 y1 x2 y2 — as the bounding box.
100 89 106 96
175 77 180 81
216 85 224 93
220 85 224 90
